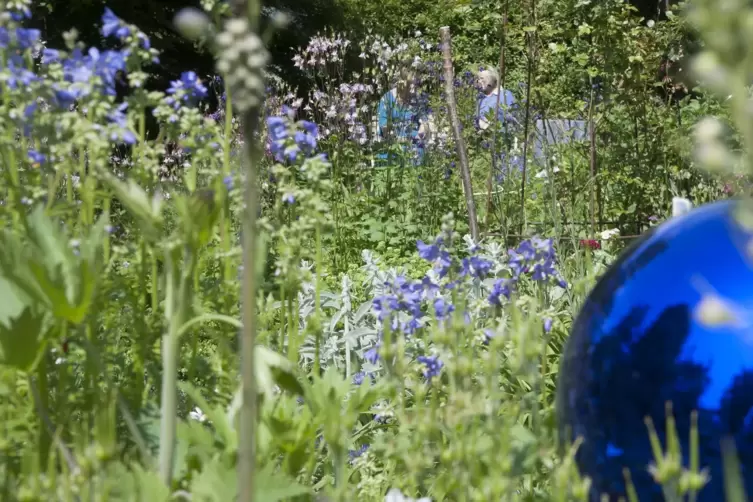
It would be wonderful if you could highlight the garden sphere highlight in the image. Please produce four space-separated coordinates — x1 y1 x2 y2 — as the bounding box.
557 199 753 501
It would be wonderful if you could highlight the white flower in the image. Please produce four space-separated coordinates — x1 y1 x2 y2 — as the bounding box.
385 488 432 502
647 19 655 28
534 166 560 179
600 228 620 240
671 197 693 217
189 406 207 423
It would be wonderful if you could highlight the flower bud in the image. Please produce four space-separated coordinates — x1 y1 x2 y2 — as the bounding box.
694 141 734 172
694 117 724 143
270 11 291 30
174 8 210 41
225 18 249 36
691 52 729 94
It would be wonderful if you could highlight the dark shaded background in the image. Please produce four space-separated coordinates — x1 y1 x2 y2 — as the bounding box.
28 0 686 95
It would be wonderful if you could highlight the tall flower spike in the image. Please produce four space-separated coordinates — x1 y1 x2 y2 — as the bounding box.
215 18 268 113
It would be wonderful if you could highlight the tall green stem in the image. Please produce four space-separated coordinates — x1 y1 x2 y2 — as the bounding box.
158 249 192 486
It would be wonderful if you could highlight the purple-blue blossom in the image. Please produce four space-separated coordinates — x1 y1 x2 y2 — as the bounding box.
59 47 128 98
417 355 443 380
353 372 366 385
544 318 553 333
223 175 233 191
14 28 41 50
166 71 208 109
348 444 369 463
488 278 512 306
102 8 131 40
107 103 137 144
27 150 46 165
364 344 380 364
461 255 493 279
433 297 454 321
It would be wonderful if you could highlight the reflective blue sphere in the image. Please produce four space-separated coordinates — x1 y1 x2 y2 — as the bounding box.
557 199 753 501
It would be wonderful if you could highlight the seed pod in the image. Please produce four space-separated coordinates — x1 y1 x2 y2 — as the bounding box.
173 8 210 41
214 20 269 113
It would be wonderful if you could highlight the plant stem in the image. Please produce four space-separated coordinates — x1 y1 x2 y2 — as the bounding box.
158 248 191 487
233 3 263 499
439 26 479 241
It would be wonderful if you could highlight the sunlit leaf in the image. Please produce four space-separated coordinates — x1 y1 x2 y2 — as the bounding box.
0 306 48 372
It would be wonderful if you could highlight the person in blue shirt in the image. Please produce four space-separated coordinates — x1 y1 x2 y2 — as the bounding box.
376 69 430 165
476 68 521 180
476 68 518 131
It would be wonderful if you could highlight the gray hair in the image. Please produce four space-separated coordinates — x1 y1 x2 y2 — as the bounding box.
478 68 499 88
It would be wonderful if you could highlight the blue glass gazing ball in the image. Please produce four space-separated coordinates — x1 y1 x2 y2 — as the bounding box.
556 199 753 501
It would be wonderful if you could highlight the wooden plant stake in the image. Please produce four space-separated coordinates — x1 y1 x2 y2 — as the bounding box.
439 26 480 241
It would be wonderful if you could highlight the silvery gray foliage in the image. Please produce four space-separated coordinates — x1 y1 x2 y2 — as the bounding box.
287 235 569 375
287 261 378 374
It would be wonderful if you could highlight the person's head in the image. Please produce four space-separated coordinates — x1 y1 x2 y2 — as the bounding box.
477 69 499 95
395 68 416 102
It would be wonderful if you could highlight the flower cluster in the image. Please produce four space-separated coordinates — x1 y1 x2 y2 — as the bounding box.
266 111 320 163
292 34 351 71
488 237 568 305
165 71 208 112
417 355 443 380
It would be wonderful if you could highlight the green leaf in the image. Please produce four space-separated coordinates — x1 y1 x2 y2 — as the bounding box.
0 306 48 372
0 276 29 325
129 463 171 501
227 346 304 425
256 346 304 396
190 458 310 502
26 206 75 278
178 381 237 449
101 174 163 241
255 464 310 501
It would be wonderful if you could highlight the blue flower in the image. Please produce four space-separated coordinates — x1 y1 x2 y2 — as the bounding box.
107 103 137 144
9 7 31 21
60 47 128 98
52 85 84 109
223 175 233 191
301 119 318 137
348 444 369 463
365 344 380 364
282 192 295 204
14 28 40 50
137 32 151 50
294 130 316 151
23 102 36 119
417 239 440 261
421 276 440 300
41 48 61 65
461 255 493 279
267 116 289 161
544 318 553 333
488 278 512 306
166 71 208 109
483 329 496 345
353 372 366 385
417 355 443 380
102 8 131 40
433 297 454 321
27 149 46 165
5 56 39 89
